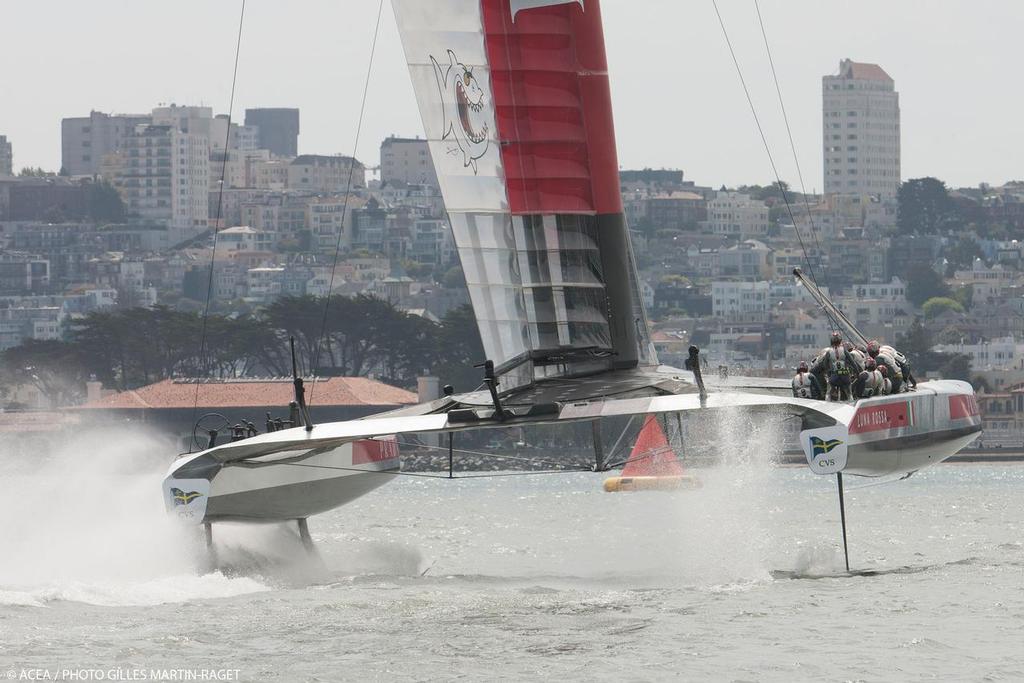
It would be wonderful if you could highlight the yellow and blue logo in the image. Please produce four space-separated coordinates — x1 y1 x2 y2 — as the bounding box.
170 487 204 506
810 436 843 457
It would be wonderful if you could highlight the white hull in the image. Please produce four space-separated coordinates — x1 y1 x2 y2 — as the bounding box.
164 437 399 524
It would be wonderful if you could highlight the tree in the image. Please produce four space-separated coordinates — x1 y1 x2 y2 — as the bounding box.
922 296 964 319
18 166 55 177
951 284 973 311
88 181 125 222
896 318 969 379
942 234 983 275
432 304 485 392
938 353 972 381
897 177 959 235
905 263 950 307
1 340 90 407
442 265 466 289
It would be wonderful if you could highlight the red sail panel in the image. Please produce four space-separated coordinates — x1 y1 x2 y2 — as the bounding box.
621 415 686 477
481 0 623 215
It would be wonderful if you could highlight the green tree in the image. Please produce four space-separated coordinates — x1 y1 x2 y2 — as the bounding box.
432 304 485 392
897 177 959 235
1 340 90 407
951 284 973 311
922 296 964 319
938 353 972 381
905 263 951 307
442 265 466 289
942 234 983 275
18 166 55 177
88 181 125 222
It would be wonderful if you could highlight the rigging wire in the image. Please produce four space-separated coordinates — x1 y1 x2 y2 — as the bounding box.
752 0 830 293
189 0 247 451
307 0 386 407
710 0 841 333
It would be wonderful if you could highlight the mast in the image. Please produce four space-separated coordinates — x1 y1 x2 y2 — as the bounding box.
793 268 870 346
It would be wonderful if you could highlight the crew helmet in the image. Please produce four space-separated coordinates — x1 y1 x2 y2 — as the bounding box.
798 361 809 373
830 332 843 347
867 340 881 357
864 357 877 371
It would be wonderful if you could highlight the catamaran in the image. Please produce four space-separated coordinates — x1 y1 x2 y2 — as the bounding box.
164 0 981 568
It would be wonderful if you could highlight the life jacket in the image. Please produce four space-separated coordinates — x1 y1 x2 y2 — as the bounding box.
826 347 851 376
880 345 909 367
881 377 892 395
860 369 883 397
849 348 866 371
876 350 903 379
792 372 815 398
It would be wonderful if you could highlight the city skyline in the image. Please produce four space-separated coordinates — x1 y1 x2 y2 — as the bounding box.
1 1 1021 189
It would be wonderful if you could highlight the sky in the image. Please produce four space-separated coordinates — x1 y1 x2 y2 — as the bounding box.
1 0 1022 190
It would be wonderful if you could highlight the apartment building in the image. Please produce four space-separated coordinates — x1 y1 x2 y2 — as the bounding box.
112 124 210 241
380 136 439 188
704 192 769 239
61 111 153 176
0 135 12 176
823 59 900 198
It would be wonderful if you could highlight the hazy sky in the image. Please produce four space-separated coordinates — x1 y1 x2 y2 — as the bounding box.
2 1 1021 190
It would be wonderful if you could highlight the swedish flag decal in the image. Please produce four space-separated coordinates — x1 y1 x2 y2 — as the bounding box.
170 487 203 506
810 436 843 457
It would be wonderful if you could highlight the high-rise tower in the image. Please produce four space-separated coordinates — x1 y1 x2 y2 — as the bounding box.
823 59 900 198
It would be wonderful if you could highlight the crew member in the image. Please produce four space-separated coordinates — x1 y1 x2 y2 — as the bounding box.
852 357 884 399
812 332 855 401
868 341 906 393
878 364 893 395
881 344 917 390
846 341 866 375
792 361 824 400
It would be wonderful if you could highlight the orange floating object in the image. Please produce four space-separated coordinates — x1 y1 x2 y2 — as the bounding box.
604 415 701 491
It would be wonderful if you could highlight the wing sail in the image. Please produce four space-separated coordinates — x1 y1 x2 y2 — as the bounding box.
393 0 655 389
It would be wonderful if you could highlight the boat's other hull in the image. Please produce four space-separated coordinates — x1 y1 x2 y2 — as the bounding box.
803 380 982 478
164 437 399 523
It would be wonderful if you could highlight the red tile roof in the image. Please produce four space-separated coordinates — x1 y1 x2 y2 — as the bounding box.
78 377 417 410
840 60 892 82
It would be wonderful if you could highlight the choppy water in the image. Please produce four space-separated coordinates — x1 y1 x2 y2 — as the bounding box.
2 428 1023 681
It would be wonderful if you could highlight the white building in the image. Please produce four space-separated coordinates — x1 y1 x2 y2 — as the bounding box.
112 124 210 242
380 136 439 188
953 259 1017 303
934 336 1024 372
306 197 355 250
823 59 900 199
718 239 775 280
0 304 64 350
246 267 285 302
219 226 275 252
288 155 366 193
711 281 769 318
852 277 906 300
704 192 769 239
152 105 227 152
